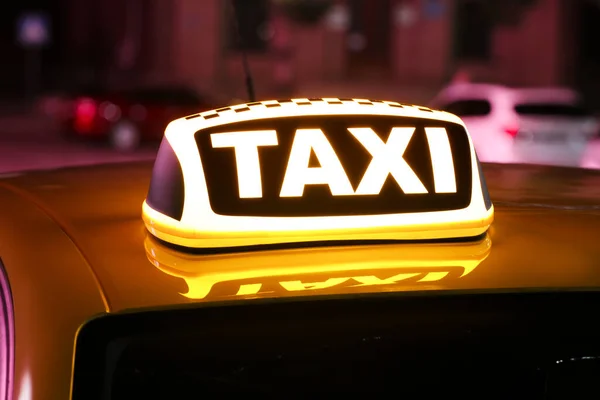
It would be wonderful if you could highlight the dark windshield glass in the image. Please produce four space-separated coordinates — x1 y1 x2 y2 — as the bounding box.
514 103 592 117
73 292 600 399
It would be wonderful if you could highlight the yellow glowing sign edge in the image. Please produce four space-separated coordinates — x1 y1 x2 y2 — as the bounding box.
142 99 493 248
144 233 492 300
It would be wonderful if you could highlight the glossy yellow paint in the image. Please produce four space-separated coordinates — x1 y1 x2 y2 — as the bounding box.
0 161 599 399
0 184 107 400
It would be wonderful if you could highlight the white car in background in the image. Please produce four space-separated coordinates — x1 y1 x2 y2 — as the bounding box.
430 83 599 167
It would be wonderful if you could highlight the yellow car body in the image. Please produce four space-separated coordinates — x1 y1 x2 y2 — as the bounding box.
1 161 600 398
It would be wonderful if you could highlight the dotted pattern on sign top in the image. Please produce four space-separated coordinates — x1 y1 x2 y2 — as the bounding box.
183 98 439 121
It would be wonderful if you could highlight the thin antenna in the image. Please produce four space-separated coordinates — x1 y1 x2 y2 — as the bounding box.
230 0 256 102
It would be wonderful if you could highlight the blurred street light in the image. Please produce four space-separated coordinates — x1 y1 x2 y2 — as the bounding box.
16 12 51 99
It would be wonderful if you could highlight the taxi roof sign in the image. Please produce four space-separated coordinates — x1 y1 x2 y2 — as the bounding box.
142 98 493 249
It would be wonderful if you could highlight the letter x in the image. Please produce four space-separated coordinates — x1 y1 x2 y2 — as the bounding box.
348 127 428 195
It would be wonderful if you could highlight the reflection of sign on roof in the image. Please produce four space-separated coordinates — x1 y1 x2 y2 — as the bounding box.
144 233 492 300
17 13 51 47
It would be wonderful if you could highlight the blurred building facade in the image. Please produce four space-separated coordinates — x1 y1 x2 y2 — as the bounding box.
1 0 599 105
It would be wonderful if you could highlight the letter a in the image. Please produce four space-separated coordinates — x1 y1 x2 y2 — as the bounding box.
280 129 354 197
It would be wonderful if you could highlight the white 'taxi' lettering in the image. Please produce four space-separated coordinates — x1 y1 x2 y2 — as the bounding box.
210 127 457 198
280 129 355 197
210 130 278 198
348 127 428 195
424 127 457 193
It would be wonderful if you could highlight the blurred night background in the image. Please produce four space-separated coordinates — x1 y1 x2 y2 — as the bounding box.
1 0 600 172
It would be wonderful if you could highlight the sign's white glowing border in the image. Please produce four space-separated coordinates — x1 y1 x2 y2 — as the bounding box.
142 98 493 247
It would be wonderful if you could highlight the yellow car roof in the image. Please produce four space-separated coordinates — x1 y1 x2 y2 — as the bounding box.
0 161 599 313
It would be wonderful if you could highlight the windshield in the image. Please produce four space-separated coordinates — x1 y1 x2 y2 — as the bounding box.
73 293 600 399
514 103 593 118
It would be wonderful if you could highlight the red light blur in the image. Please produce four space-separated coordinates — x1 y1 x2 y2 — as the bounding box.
504 125 519 138
74 97 97 133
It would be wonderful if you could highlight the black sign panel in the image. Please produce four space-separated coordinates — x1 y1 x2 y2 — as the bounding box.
195 115 472 217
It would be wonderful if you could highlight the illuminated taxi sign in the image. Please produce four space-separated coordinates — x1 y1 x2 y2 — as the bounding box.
143 98 493 249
